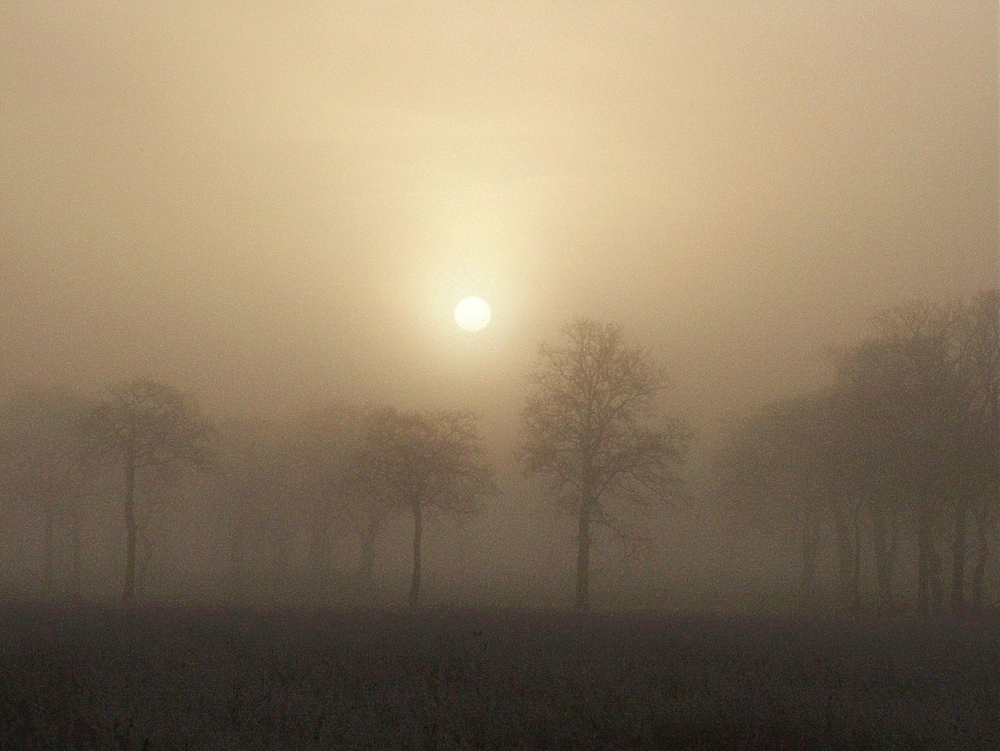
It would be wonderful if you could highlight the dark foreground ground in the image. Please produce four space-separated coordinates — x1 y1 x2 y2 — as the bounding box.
1 604 997 750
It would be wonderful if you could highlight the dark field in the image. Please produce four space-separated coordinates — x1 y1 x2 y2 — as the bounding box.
2 604 998 750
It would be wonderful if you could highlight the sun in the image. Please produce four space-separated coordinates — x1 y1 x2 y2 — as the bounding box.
454 296 491 332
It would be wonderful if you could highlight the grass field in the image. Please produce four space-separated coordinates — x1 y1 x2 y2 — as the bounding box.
1 604 997 749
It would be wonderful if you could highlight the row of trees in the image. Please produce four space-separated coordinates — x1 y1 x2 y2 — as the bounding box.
5 292 993 615
715 290 999 616
0 319 690 611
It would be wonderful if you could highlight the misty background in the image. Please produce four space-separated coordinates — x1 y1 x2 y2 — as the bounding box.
0 2 996 610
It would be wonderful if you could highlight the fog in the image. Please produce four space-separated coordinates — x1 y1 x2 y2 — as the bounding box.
0 2 996 612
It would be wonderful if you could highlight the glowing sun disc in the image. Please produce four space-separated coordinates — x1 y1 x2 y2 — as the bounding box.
454 296 491 332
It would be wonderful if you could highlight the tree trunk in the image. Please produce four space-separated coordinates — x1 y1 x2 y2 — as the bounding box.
833 504 853 610
887 508 900 610
409 500 422 611
43 498 55 597
928 531 944 616
574 496 593 612
951 499 968 616
971 498 994 613
870 500 897 612
356 517 381 598
917 500 931 616
800 513 820 609
70 497 82 601
122 449 137 605
229 499 246 590
267 520 293 598
136 521 153 597
851 498 863 612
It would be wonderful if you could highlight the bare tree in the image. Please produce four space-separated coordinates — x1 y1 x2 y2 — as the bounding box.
713 389 864 611
78 379 214 605
713 292 997 617
520 318 690 612
343 407 496 611
842 301 977 615
834 295 1000 617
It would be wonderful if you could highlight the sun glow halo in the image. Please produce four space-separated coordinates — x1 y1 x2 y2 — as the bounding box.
454 296 491 332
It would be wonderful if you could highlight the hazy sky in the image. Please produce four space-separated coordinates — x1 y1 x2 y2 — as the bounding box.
2 1 996 442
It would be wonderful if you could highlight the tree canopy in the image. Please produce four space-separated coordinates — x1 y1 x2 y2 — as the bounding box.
521 318 691 611
78 378 215 604
343 407 496 609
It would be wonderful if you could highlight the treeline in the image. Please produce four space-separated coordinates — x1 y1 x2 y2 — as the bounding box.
0 293 996 615
0 387 498 610
0 319 689 612
715 290 999 617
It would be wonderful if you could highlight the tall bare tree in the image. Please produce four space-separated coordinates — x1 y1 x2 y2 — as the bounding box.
78 379 214 605
520 318 690 612
343 407 496 610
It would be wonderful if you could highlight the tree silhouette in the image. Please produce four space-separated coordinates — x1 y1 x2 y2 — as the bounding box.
520 318 690 612
961 290 1000 611
716 292 1000 617
78 379 214 605
839 301 976 615
343 407 496 610
714 391 835 608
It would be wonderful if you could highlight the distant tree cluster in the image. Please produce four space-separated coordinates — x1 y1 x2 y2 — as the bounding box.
0 317 691 612
715 290 999 616
2 292 994 616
